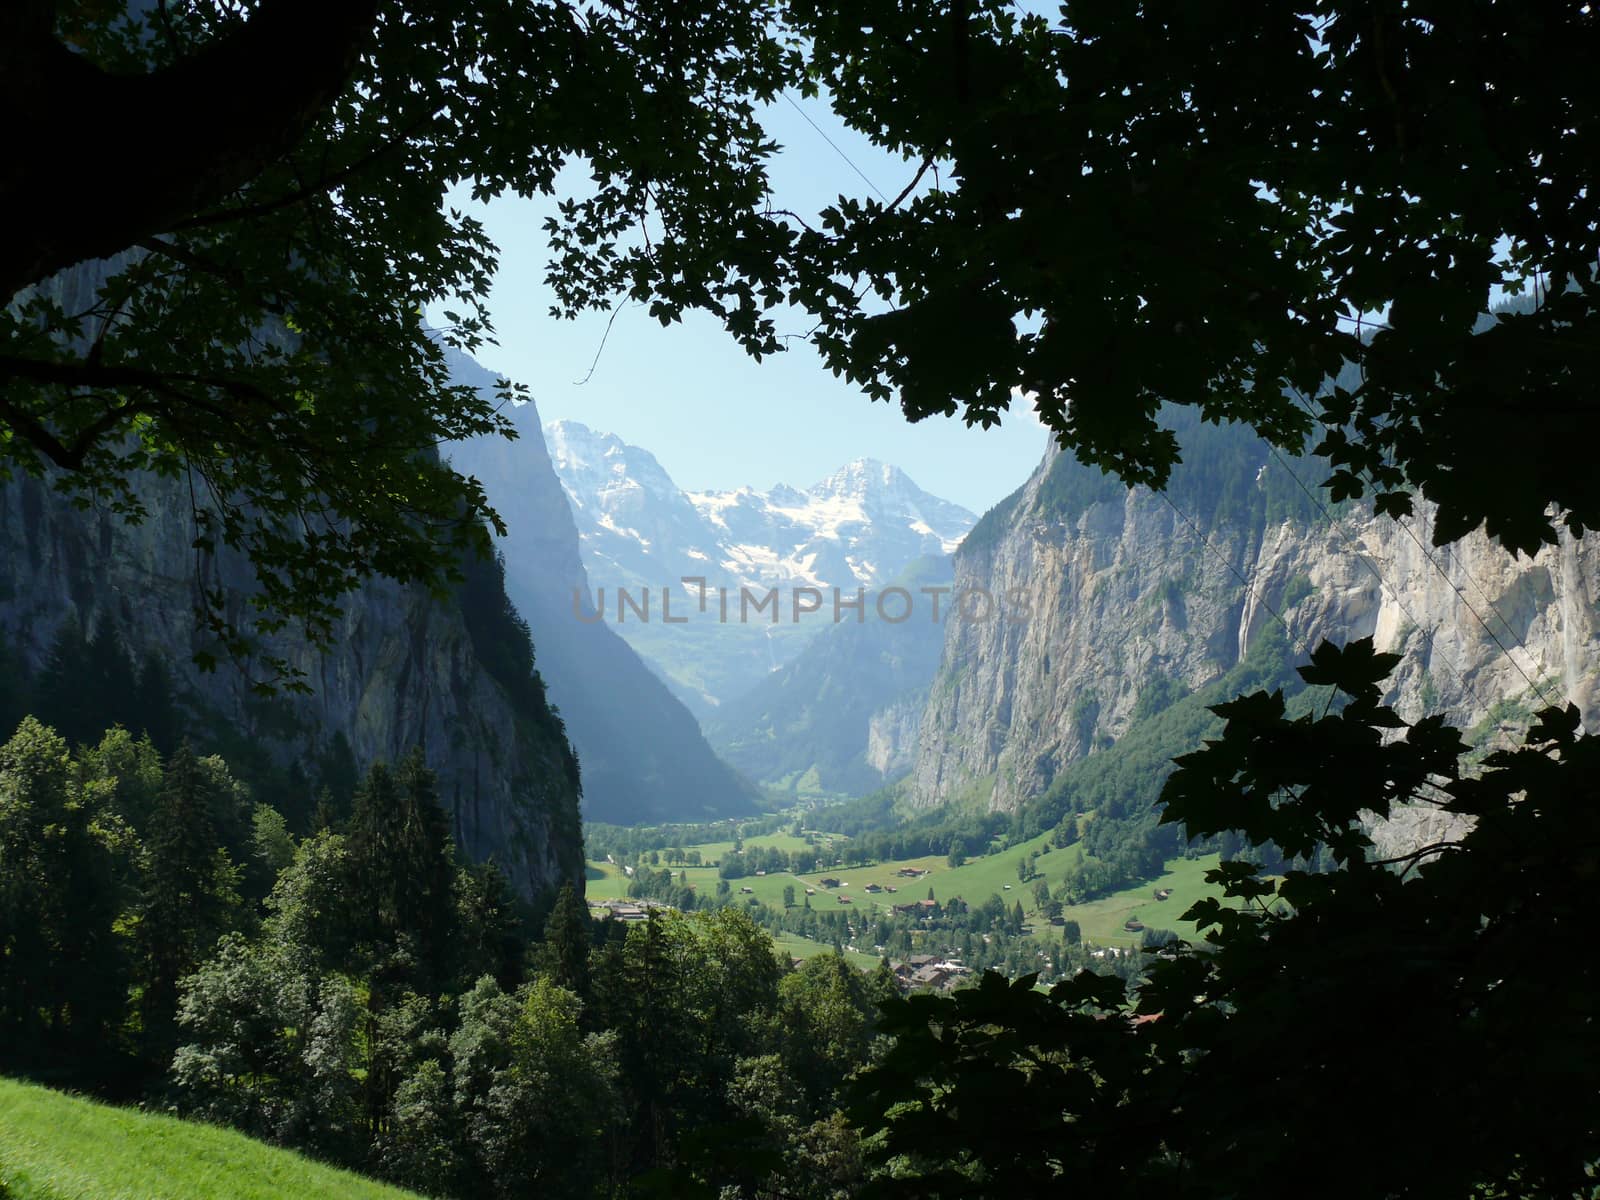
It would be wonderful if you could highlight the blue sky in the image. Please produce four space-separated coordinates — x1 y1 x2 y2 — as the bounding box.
437 97 1048 517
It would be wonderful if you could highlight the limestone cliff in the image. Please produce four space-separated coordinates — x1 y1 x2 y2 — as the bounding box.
913 416 1600 813
0 444 584 899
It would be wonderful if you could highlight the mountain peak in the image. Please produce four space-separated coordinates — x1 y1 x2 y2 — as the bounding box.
809 458 906 498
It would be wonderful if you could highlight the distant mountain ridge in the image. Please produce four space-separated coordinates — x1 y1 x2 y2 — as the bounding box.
704 555 954 799
442 355 759 825
544 420 975 712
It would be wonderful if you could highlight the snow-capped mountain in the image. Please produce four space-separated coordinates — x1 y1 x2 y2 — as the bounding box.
544 420 976 714
547 420 973 593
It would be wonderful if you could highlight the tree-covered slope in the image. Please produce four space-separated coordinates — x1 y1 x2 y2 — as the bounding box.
0 1077 423 1200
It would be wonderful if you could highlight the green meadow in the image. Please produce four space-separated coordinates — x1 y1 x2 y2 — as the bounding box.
586 820 1227 953
0 1077 424 1200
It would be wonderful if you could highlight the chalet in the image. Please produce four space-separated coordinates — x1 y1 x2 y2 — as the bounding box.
890 955 937 982
837 895 853 904
1124 918 1145 932
1155 888 1173 901
739 886 754 894
883 886 897 894
907 959 970 991
895 867 927 878
863 883 883 894
804 888 816 895
820 877 842 888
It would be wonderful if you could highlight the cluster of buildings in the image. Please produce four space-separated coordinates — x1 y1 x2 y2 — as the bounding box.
889 955 970 991
589 898 677 923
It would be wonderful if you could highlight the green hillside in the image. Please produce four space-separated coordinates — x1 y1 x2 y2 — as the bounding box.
0 1078 423 1200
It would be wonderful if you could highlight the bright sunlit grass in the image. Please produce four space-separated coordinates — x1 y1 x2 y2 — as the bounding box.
0 1077 424 1200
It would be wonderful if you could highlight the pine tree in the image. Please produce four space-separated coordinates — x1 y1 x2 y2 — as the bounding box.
137 742 240 1061
347 751 457 991
312 786 340 833
33 618 93 746
130 651 183 753
540 882 590 997
455 858 525 991
87 619 138 732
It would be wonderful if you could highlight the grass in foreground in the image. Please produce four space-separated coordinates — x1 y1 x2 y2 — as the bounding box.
0 1077 423 1200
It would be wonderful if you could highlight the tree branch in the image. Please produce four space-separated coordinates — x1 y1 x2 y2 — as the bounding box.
1 0 383 298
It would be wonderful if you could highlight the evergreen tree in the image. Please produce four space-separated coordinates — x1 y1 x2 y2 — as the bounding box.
87 619 138 732
312 786 340 834
454 859 525 992
33 619 94 746
130 651 183 753
316 732 360 818
0 627 32 739
347 751 456 992
137 742 241 1061
539 882 590 998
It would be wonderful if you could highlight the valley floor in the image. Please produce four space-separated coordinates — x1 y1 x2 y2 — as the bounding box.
587 825 1222 963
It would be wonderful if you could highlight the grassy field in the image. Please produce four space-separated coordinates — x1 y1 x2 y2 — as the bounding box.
0 1077 423 1200
587 816 1228 954
770 933 882 972
1063 853 1221 946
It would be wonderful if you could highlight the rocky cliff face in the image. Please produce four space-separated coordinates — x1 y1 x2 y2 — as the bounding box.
444 360 758 824
913 419 1600 813
0 459 584 898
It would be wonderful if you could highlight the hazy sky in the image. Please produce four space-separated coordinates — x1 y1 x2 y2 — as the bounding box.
436 97 1049 517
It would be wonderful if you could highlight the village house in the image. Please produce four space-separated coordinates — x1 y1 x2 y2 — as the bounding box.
905 958 969 991
592 898 673 923
863 883 883 894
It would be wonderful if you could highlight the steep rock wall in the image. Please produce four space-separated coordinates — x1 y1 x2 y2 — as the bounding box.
444 352 758 824
914 434 1600 813
0 461 584 898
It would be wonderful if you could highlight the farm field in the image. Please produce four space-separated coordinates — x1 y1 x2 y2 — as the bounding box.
1062 853 1221 947
770 933 882 972
0 1076 422 1200
587 819 1228 953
